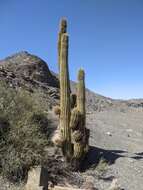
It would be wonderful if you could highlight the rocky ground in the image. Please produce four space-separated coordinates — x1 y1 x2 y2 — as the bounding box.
0 52 143 190
86 110 143 190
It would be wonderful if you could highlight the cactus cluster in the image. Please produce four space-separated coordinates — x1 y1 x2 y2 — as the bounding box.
53 18 90 169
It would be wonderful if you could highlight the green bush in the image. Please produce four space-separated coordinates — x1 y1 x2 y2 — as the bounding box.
0 82 52 182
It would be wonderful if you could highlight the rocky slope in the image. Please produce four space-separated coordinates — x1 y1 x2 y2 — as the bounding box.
0 52 143 190
0 52 60 109
0 51 59 87
1 51 140 113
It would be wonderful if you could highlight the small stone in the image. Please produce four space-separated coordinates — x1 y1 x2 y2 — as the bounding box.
107 132 112 136
108 179 122 190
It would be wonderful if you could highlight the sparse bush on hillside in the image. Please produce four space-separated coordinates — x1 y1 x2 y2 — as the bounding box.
0 81 52 182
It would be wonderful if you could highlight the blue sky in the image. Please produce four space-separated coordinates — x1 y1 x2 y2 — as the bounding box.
0 0 143 99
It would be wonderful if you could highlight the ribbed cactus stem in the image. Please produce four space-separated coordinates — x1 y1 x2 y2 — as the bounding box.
72 69 87 163
56 18 89 167
77 69 86 133
60 33 72 160
77 69 85 115
58 18 67 71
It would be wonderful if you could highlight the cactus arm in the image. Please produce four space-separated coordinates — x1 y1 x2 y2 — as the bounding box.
77 69 86 138
72 69 89 165
77 69 86 118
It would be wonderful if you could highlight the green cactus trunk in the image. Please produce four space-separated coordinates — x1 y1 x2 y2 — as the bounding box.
54 18 89 167
77 69 90 155
77 69 86 125
72 69 86 161
58 18 67 72
59 33 72 161
77 69 86 138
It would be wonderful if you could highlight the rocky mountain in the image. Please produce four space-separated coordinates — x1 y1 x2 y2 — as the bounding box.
0 52 60 109
1 51 143 113
0 51 59 87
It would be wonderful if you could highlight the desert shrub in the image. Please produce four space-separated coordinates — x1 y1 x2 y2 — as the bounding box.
0 81 52 182
0 116 10 139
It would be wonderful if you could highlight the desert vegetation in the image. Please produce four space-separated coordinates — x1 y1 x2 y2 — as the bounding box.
0 81 51 182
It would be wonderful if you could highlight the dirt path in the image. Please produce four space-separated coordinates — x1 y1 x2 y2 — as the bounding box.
86 110 143 190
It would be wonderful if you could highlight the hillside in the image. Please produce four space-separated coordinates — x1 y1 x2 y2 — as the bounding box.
0 52 143 190
1 51 143 113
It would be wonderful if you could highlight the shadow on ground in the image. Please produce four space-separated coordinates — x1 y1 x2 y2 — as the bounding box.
82 146 127 171
131 152 143 160
82 146 143 171
34 148 143 189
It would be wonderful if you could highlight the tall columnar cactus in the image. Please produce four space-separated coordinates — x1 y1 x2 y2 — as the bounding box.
58 18 67 71
59 33 72 160
77 69 89 154
77 69 86 126
72 69 86 160
53 18 89 169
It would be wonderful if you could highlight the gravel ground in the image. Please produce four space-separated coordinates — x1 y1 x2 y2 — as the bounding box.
86 110 143 190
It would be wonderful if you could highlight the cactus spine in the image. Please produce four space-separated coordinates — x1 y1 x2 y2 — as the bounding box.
72 130 82 142
59 33 72 160
73 143 84 159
